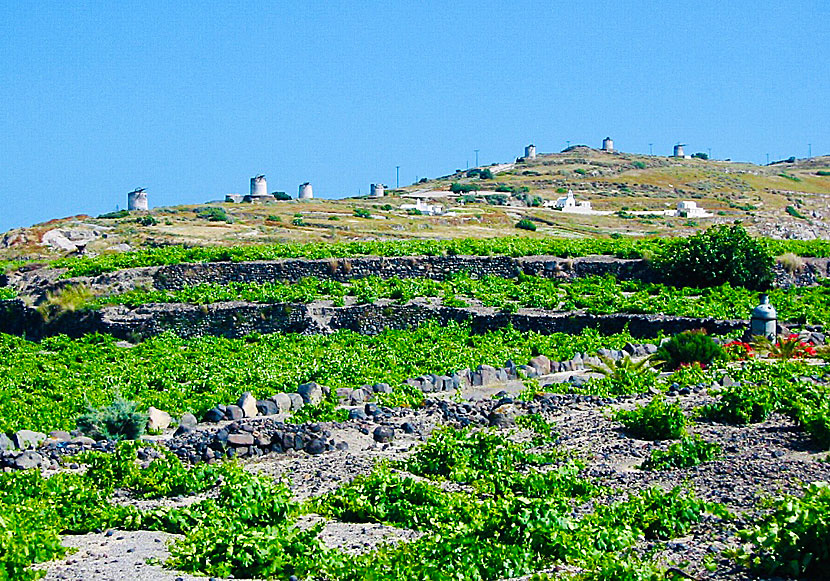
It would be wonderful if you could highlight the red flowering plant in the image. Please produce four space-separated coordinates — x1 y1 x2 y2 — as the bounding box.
723 340 754 361
752 334 817 360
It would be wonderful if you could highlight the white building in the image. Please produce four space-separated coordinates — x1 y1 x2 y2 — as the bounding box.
400 199 444 216
674 200 711 218
546 190 594 214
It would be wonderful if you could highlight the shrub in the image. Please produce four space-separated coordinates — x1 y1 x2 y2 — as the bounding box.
196 207 229 222
632 161 646 169
817 170 830 177
699 382 777 424
786 205 806 219
484 194 509 205
406 208 422 216
265 214 282 222
450 182 479 194
692 152 709 160
479 168 494 180
730 482 830 577
515 219 537 232
381 204 394 211
651 224 773 290
291 217 305 226
76 396 148 441
98 209 130 219
641 435 722 470
777 252 804 273
353 208 371 218
613 396 687 440
137 215 158 226
272 191 291 200
655 330 723 371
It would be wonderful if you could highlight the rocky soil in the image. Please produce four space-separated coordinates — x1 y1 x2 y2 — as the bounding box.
36 370 830 580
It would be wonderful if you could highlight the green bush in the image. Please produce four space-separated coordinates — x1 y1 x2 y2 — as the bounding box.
450 182 479 194
353 208 371 218
730 482 830 577
613 396 687 440
515 219 537 232
655 330 724 370
632 161 646 169
291 217 305 226
817 170 830 177
479 168 494 180
699 382 777 424
137 215 158 226
786 205 806 219
652 224 773 289
265 214 282 222
272 191 291 200
98 209 130 219
76 396 148 441
641 435 722 470
196 207 230 222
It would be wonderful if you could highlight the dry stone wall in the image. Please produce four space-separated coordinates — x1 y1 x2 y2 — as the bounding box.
0 299 748 341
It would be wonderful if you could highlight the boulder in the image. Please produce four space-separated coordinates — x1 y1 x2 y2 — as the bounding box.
147 407 172 431
70 436 96 446
270 393 292 413
287 393 304 411
297 382 324 405
227 433 255 447
304 438 326 455
13 451 44 470
489 404 520 428
256 399 279 416
348 408 368 421
372 383 393 394
0 433 15 451
175 413 198 436
48 430 72 442
224 405 244 421
335 388 354 403
237 392 259 418
373 426 395 443
529 355 551 376
14 430 46 450
203 407 225 423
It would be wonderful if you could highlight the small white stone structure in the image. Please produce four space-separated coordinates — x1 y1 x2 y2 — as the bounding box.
673 144 688 158
547 190 594 214
674 200 711 218
225 194 244 203
127 188 148 211
400 199 444 216
299 182 314 199
250 175 268 197
524 144 537 159
602 137 614 152
370 183 385 198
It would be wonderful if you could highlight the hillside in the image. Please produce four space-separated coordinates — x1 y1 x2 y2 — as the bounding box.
2 148 829 264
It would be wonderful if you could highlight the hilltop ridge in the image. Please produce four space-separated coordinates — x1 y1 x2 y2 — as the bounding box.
1 149 829 264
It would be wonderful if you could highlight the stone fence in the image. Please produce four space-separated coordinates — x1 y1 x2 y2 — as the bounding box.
0 298 748 341
5 254 827 303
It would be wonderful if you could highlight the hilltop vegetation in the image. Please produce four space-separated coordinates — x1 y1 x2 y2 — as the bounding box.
1 149 829 264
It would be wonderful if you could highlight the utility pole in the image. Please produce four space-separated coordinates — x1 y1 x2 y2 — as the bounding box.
809 143 812 158
708 148 712 159
766 153 770 165
474 149 480 167
395 166 400 188
649 143 653 155
566 140 571 149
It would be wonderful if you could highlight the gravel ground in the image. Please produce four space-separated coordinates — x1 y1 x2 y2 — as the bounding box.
38 378 830 580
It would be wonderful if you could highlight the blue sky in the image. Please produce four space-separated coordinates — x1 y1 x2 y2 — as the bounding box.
1 0 827 232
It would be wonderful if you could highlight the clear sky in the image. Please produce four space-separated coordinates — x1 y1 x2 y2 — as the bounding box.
1 0 827 232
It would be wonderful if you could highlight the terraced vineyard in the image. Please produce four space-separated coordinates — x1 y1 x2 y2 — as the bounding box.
1 227 830 580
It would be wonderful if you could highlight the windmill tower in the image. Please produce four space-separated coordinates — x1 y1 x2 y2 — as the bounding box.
673 143 687 158
127 188 148 211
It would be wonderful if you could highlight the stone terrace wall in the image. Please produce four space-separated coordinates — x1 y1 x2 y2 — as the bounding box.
7 255 830 301
0 299 748 341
